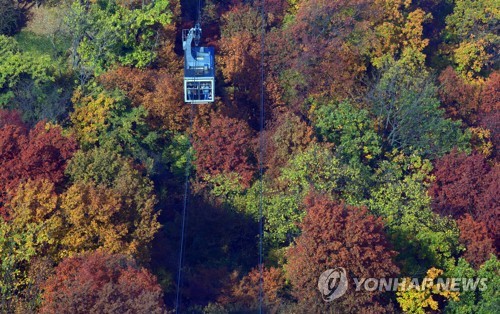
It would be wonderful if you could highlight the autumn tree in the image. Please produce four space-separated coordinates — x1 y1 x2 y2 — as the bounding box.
0 108 24 128
438 66 483 125
217 266 286 311
369 152 461 272
286 193 399 313
429 151 499 248
264 110 315 179
277 0 377 105
193 112 256 188
430 151 490 217
370 0 432 67
437 68 498 155
457 215 496 269
478 71 500 154
0 120 77 218
64 146 160 261
396 267 459 313
40 251 166 314
100 67 188 131
370 54 469 158
218 3 262 122
0 178 61 312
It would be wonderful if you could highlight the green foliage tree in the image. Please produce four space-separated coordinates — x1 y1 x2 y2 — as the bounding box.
371 54 470 158
368 152 461 273
445 256 500 313
314 101 382 164
65 0 172 82
70 86 162 172
0 36 62 119
445 0 499 78
242 143 368 248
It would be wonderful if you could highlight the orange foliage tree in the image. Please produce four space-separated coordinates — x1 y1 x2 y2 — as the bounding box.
457 214 496 269
100 67 188 131
218 3 262 121
218 266 286 311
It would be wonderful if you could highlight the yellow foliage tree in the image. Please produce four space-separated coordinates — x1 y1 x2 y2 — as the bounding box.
70 89 120 147
372 0 431 68
6 179 63 259
397 267 460 313
454 39 490 79
59 163 160 262
0 179 62 310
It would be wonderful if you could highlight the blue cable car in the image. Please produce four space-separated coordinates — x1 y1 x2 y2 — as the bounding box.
183 24 215 103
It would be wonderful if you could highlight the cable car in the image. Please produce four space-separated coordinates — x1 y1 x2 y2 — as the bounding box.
183 24 215 103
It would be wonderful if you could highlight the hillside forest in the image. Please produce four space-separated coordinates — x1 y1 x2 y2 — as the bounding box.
0 0 498 313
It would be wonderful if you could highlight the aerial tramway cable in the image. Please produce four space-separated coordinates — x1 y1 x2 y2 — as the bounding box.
175 0 266 312
258 1 266 313
175 1 202 311
174 102 194 313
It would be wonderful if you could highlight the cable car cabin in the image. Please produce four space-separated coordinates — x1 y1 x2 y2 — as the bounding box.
183 26 215 103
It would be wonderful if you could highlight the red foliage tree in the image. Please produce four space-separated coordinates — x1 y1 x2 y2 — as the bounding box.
270 0 376 109
438 66 482 124
429 151 499 249
40 251 166 314
457 214 496 269
479 71 500 116
0 109 25 129
286 193 399 313
193 112 256 188
475 164 500 249
478 71 500 153
0 121 77 217
430 150 492 217
265 0 289 27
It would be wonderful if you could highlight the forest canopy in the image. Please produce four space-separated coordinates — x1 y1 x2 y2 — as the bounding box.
0 0 498 313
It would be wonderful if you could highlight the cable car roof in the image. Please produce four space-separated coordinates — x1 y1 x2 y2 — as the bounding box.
184 46 215 78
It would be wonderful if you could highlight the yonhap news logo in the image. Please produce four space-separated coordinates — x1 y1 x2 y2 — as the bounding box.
318 267 489 302
317 267 348 301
